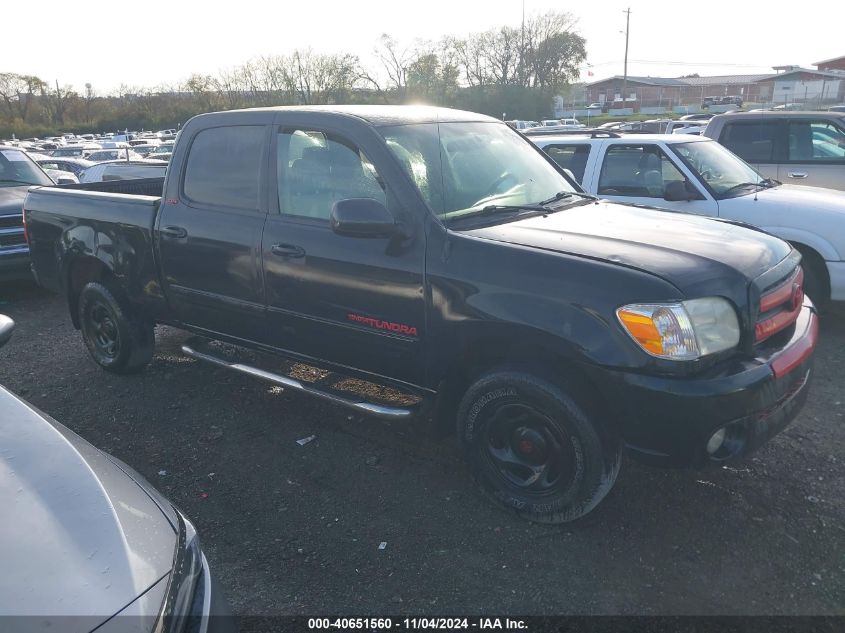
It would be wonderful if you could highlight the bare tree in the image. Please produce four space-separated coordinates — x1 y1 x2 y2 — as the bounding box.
480 26 522 86
41 80 77 125
374 34 414 100
289 49 361 105
446 34 489 88
523 11 586 88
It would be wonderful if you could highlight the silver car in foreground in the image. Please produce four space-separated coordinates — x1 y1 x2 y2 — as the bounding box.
0 316 233 633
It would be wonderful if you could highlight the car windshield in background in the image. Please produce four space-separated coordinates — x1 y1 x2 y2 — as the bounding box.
51 148 83 157
380 122 577 224
0 148 52 187
669 140 772 199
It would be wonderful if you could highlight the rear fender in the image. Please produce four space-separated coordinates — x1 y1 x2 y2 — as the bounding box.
64 254 113 328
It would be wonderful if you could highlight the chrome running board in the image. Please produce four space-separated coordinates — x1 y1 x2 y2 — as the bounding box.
181 342 416 420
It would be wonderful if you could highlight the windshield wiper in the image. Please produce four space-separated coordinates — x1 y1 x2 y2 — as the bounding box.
722 181 772 195
455 191 595 222
0 179 37 186
478 203 550 215
538 190 596 205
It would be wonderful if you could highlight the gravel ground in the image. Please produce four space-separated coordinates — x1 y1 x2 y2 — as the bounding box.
0 282 843 617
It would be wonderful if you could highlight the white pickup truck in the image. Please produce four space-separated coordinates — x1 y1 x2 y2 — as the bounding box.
529 131 845 305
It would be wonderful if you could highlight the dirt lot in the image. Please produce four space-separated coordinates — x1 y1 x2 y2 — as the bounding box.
0 282 843 617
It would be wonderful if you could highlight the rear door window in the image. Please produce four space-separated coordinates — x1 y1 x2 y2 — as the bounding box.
787 120 845 161
720 122 780 163
183 125 265 210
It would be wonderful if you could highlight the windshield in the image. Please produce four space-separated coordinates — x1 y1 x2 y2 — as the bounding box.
0 149 52 187
52 148 83 156
669 140 770 198
379 122 577 223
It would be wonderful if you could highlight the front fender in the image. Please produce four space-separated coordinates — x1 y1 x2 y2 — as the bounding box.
756 226 841 262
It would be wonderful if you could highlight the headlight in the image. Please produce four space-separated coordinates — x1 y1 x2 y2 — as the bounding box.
616 297 740 360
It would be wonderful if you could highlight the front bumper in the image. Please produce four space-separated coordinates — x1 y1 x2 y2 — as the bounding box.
164 512 235 633
192 553 237 633
597 302 818 468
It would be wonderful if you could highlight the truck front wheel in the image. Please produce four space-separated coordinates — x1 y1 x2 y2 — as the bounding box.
457 370 621 523
78 282 155 374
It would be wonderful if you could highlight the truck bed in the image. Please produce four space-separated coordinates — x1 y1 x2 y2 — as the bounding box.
58 177 165 197
24 179 164 296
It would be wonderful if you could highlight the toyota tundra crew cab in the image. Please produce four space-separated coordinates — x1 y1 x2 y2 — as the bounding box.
23 106 818 523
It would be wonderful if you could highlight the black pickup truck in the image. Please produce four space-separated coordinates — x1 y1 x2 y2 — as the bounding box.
24 106 818 523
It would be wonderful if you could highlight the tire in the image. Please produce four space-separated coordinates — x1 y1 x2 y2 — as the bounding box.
78 281 155 374
457 370 621 524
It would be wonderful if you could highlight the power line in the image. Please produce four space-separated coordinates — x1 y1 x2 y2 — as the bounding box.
588 59 773 69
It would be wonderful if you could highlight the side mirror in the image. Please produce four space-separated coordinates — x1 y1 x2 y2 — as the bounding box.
57 177 76 185
562 168 577 182
330 198 397 238
664 180 701 202
0 315 14 349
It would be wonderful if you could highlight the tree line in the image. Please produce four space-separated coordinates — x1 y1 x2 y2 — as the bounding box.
0 11 586 138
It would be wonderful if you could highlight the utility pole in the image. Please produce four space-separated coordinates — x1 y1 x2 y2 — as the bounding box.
621 8 631 110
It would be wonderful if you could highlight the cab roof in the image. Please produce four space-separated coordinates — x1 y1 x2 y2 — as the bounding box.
530 133 708 144
194 105 501 127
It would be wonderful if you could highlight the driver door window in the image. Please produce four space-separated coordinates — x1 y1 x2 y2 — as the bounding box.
597 144 685 198
277 129 386 220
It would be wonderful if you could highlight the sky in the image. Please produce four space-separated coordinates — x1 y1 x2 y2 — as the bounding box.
5 0 845 93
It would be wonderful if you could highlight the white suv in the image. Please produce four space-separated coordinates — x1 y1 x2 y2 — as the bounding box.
529 131 845 305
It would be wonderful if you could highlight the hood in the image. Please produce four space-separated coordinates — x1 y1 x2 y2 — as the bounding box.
461 200 791 296
0 184 28 214
753 183 845 211
0 386 175 627
720 184 845 260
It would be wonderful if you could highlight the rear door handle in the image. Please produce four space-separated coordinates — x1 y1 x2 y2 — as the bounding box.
787 171 808 179
271 243 306 258
160 225 187 239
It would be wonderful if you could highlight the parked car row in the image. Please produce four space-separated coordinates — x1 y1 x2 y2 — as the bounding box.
1 130 177 164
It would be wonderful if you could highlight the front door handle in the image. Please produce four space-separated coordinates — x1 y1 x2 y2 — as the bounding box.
160 225 187 239
787 171 808 179
271 243 306 258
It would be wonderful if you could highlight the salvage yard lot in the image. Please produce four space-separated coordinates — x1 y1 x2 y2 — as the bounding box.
1 282 843 616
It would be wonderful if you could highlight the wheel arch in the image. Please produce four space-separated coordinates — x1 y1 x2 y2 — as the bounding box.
65 255 115 329
791 241 831 304
429 325 605 438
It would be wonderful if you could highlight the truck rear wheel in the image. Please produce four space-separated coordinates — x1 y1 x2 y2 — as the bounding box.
78 281 154 374
457 370 621 523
